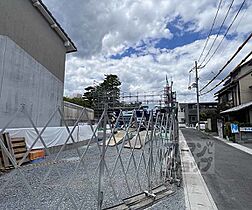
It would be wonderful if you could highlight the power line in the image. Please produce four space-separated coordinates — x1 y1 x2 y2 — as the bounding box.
199 0 235 67
200 49 252 96
200 0 247 68
200 32 252 92
218 6 248 58
198 0 223 63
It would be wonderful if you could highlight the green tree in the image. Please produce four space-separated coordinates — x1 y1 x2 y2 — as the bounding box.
63 96 88 107
99 74 121 107
83 86 96 108
83 74 121 116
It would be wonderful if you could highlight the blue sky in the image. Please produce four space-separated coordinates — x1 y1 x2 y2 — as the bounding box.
110 19 203 60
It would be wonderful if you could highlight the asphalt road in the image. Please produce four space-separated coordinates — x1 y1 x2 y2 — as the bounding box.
181 128 252 210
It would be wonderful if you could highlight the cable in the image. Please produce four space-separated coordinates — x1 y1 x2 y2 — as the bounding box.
200 32 252 92
199 0 235 67
200 0 247 68
198 0 223 63
218 6 248 58
200 50 252 95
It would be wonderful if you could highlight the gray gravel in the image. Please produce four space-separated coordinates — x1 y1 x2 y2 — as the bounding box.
0 137 185 210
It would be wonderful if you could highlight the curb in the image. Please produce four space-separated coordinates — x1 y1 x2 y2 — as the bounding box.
179 130 218 210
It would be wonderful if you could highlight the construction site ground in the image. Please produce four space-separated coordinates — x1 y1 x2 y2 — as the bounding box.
0 139 185 210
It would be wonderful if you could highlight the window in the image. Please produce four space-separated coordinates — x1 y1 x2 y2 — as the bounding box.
228 92 233 101
191 116 196 121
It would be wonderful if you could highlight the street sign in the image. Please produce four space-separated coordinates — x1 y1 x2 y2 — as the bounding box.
231 123 239 134
240 127 252 132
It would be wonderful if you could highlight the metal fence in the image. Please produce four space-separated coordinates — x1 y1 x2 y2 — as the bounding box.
0 104 179 209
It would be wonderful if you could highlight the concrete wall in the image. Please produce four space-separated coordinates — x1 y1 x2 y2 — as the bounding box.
0 36 63 128
178 111 185 123
63 101 94 126
0 0 66 82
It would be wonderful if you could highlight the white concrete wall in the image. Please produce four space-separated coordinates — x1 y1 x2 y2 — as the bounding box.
178 104 185 123
178 111 185 123
63 101 94 122
0 35 63 128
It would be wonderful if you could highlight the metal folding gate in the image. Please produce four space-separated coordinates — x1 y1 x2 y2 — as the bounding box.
0 104 179 209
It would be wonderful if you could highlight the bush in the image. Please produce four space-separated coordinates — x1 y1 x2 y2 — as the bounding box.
224 121 239 142
224 122 231 137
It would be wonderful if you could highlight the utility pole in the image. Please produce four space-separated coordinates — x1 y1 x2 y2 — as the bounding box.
189 61 200 130
195 61 200 131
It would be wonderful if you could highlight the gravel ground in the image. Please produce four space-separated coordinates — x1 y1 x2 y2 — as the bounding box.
0 136 185 210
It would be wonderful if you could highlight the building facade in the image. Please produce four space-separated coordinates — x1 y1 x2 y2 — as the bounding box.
215 58 252 124
0 0 76 128
178 102 218 128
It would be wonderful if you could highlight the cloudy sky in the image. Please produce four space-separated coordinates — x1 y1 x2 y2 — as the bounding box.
43 0 251 102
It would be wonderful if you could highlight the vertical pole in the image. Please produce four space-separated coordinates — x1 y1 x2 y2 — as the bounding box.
171 80 173 110
97 105 107 210
148 111 154 194
195 61 200 131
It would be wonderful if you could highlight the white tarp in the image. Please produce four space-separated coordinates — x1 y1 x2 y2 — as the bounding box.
5 124 97 149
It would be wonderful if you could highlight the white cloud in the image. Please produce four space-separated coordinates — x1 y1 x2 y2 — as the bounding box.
42 0 251 103
64 35 252 102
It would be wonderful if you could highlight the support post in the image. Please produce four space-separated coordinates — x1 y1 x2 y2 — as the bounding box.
195 61 200 131
97 105 108 210
144 110 156 198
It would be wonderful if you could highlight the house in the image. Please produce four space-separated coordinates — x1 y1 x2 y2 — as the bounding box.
178 102 218 130
0 0 77 128
215 58 252 124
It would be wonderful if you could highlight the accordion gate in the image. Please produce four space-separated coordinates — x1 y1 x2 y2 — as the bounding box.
0 104 179 210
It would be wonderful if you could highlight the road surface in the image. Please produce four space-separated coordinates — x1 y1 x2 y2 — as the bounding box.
181 128 252 210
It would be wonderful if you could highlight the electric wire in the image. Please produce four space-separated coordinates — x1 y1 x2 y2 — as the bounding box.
200 0 247 68
199 0 235 67
200 49 252 96
217 6 247 60
198 0 223 63
200 32 252 92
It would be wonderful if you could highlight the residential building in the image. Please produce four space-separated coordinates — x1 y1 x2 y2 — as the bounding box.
178 102 218 129
0 0 76 128
215 58 252 124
